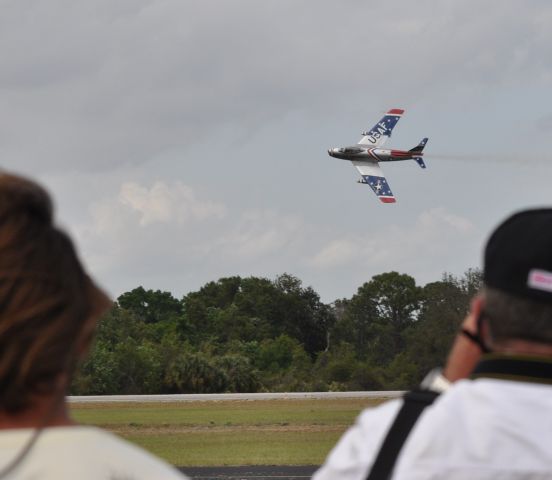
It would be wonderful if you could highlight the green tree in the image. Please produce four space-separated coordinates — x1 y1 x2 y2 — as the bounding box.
181 276 244 343
313 344 382 391
74 269 482 395
233 276 281 334
112 340 163 394
339 272 421 364
366 272 421 330
72 342 118 395
399 270 480 385
181 274 331 355
255 335 313 391
213 354 260 392
457 268 483 298
164 350 228 393
117 287 182 324
257 335 300 372
95 305 146 347
273 273 332 356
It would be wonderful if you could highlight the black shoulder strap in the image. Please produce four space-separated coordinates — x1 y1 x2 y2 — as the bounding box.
366 389 439 480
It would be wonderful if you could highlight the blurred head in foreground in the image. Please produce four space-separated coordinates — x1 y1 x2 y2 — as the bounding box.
443 208 552 383
481 208 552 349
0 171 111 415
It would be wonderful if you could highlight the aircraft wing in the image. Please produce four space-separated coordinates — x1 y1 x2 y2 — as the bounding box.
352 161 396 203
358 108 404 147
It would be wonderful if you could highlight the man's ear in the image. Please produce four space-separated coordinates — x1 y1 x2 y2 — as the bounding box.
470 294 485 319
471 294 493 346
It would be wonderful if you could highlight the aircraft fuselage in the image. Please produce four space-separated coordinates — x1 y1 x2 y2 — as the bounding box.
327 108 427 202
327 147 421 162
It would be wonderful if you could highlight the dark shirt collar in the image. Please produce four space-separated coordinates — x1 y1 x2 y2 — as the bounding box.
471 354 552 385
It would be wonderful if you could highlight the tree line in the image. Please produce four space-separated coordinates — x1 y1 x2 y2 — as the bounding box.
71 270 482 395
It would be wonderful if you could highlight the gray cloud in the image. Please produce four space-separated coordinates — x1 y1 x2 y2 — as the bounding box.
70 178 480 300
2 1 551 173
2 0 552 301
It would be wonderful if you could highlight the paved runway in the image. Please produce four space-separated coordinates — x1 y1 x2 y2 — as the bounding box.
179 465 318 480
69 391 403 403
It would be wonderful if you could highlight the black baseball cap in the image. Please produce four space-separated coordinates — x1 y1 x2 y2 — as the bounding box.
484 209 552 302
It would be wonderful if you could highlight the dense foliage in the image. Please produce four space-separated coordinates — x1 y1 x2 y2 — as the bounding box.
72 270 482 394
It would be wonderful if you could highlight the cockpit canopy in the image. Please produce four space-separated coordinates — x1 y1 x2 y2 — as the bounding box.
341 147 363 154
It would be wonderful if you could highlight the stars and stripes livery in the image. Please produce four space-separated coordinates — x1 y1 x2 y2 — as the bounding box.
328 109 428 203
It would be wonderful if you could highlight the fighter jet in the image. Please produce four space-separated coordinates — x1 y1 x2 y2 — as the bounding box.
328 109 428 203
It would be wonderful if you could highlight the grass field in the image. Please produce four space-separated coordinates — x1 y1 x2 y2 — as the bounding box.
71 398 387 466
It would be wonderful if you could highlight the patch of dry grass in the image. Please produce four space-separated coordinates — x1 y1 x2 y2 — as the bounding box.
71 397 386 466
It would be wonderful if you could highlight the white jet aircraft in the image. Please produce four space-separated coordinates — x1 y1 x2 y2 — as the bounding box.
328 109 428 203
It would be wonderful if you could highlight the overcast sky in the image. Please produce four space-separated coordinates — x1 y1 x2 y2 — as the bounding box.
2 0 552 302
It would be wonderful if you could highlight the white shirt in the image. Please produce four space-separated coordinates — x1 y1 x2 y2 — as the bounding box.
314 378 552 480
0 426 188 479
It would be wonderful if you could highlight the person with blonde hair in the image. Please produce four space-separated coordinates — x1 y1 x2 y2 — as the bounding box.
0 172 187 479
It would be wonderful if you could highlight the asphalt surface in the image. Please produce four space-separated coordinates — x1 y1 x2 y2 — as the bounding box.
179 465 318 480
68 391 403 403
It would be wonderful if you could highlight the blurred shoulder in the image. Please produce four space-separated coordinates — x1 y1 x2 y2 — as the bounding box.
66 427 189 479
0 426 188 480
313 398 403 480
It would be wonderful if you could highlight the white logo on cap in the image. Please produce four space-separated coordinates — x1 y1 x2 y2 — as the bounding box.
528 269 552 293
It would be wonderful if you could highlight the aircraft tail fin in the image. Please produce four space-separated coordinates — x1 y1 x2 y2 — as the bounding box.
409 137 428 153
410 138 428 168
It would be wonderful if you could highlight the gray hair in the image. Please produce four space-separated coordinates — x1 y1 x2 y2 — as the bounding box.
483 287 552 344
